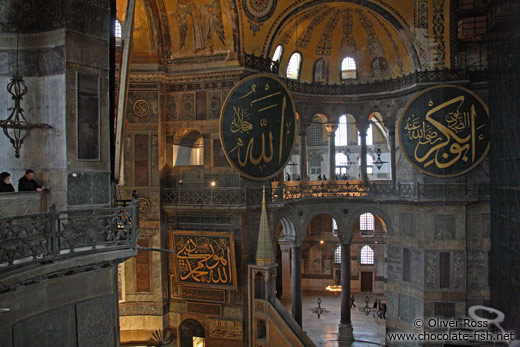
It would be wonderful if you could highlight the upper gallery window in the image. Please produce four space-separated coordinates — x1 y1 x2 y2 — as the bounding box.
272 45 283 62
314 58 327 83
360 212 375 236
335 115 348 146
360 245 375 264
115 19 122 39
341 56 357 80
287 52 302 80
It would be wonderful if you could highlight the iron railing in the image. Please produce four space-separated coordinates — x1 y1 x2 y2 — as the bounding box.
162 182 490 207
0 200 140 274
243 54 488 95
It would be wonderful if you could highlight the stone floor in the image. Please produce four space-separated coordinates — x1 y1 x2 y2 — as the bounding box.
283 292 386 346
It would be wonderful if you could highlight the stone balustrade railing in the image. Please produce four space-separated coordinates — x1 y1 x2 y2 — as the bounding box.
0 201 140 277
162 182 490 207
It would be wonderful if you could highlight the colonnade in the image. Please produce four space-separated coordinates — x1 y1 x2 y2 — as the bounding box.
297 117 397 185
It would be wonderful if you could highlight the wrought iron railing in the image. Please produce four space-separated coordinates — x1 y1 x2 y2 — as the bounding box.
242 54 488 95
162 182 490 207
0 201 140 274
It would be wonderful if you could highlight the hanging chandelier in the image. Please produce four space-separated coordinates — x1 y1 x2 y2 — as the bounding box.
0 2 52 158
374 148 388 170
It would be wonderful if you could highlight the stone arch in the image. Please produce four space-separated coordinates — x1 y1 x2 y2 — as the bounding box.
273 214 298 242
172 128 204 166
312 113 329 124
179 318 205 347
301 207 348 241
346 205 393 235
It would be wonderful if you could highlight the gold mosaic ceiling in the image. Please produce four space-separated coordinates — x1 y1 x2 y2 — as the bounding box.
271 2 414 83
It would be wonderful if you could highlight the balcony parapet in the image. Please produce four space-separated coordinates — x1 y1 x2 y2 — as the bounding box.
0 201 140 292
243 54 487 96
162 182 490 207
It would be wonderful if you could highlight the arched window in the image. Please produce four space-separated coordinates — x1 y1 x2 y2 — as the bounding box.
371 57 388 78
272 45 283 62
287 52 302 80
335 115 348 146
360 245 374 265
360 213 374 236
357 123 373 146
332 218 338 236
314 58 327 83
334 246 341 264
341 56 357 80
115 19 122 39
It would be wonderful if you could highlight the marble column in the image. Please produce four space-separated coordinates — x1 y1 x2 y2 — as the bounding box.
357 122 368 183
298 122 310 183
340 243 351 325
338 242 353 340
389 128 397 185
291 243 303 326
326 123 338 183
280 243 292 300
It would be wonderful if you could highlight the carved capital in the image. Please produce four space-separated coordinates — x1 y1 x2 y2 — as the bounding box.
325 123 338 134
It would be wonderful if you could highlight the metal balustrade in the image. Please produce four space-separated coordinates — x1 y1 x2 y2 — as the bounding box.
243 53 487 95
0 200 140 275
162 182 490 207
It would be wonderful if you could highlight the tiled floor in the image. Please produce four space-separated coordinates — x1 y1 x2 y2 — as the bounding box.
283 292 386 346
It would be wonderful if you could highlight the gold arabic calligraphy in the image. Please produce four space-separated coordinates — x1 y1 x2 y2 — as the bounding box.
403 96 486 169
228 82 289 170
175 236 232 285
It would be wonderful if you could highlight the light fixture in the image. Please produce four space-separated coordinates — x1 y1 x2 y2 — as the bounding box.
346 149 353 170
0 2 52 158
210 181 216 187
320 240 324 244
374 148 387 170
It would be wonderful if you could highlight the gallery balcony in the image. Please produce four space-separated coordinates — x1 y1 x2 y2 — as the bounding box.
0 201 140 293
162 181 490 208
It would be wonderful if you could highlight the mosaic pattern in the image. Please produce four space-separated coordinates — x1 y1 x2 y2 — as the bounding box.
315 10 340 56
355 8 384 56
415 0 428 29
244 0 277 23
340 8 357 50
296 9 332 49
280 5 329 45
371 12 403 73
432 0 446 67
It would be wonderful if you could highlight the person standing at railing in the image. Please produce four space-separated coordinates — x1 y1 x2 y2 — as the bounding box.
0 172 15 192
18 169 46 192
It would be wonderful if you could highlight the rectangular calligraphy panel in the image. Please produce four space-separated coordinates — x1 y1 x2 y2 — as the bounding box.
180 286 226 303
207 317 243 340
170 231 237 289
186 301 221 315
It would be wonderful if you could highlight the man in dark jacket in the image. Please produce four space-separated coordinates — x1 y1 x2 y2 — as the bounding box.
18 169 43 192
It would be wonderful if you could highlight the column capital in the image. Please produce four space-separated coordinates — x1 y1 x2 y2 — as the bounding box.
298 121 311 135
356 120 370 135
325 123 338 134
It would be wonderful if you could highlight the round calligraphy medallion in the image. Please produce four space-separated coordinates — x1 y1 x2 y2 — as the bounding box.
398 85 490 178
138 197 151 214
133 99 150 117
219 74 296 181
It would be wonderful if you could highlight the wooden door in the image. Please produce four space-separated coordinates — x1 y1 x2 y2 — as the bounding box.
361 271 373 292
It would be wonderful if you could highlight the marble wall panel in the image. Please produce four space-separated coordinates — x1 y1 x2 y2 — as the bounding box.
434 214 456 240
76 295 117 347
67 171 110 205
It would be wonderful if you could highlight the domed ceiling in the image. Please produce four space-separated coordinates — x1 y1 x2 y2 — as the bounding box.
271 2 414 83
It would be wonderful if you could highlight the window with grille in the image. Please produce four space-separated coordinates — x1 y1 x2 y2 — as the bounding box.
272 45 283 62
341 57 357 80
115 19 122 39
287 52 302 80
307 123 324 146
371 57 388 78
309 155 321 174
335 115 348 146
360 212 374 236
334 246 341 264
360 245 374 265
332 219 338 236
314 58 327 83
